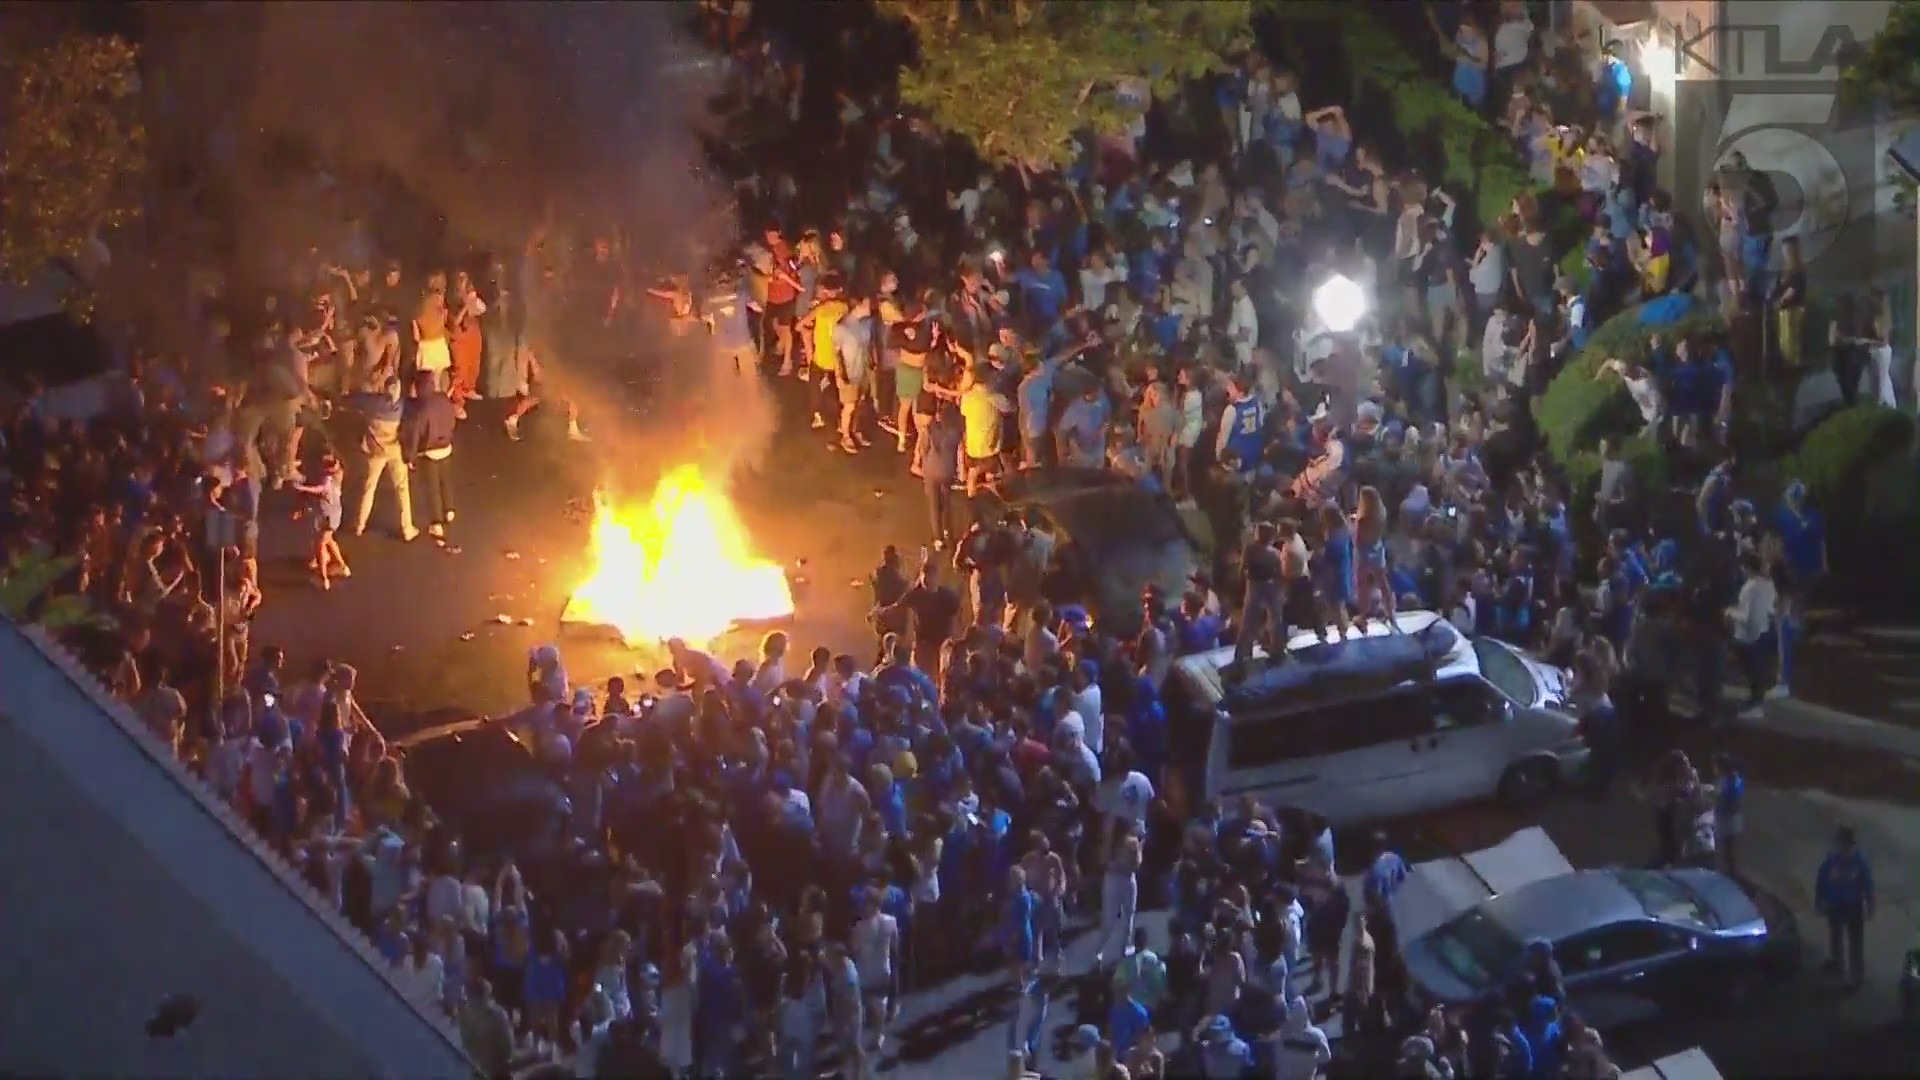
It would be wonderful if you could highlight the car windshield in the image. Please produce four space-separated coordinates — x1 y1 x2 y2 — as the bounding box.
1615 870 1718 928
1472 638 1537 704
1428 907 1526 989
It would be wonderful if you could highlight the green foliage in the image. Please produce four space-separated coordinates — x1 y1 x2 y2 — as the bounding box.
0 34 147 292
1842 0 1920 113
1789 405 1917 511
1535 307 1727 463
881 0 1251 173
0 545 112 633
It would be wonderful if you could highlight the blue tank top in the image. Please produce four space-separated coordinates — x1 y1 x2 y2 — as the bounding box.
1223 398 1265 471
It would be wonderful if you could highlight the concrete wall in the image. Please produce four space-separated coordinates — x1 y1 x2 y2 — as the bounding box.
0 620 476 1080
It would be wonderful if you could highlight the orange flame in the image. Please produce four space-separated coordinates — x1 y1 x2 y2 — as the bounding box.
561 465 793 648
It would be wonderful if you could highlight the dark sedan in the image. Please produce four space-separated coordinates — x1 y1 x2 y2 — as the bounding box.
1400 868 1800 1030
991 467 1206 635
389 716 571 864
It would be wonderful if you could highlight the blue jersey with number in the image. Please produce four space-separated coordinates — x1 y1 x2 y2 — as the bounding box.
1222 397 1266 472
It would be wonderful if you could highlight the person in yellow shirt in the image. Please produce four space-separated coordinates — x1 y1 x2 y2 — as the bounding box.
797 274 849 431
958 364 1012 497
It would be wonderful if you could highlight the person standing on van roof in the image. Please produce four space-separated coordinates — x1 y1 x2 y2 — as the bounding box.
1232 521 1287 673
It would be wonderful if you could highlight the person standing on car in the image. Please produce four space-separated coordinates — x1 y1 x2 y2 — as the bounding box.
1232 521 1285 672
1815 826 1875 989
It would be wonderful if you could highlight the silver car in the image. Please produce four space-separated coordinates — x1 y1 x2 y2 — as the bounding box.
1399 868 1799 1029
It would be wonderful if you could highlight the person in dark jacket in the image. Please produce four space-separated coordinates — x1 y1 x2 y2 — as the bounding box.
1815 825 1876 988
401 370 459 545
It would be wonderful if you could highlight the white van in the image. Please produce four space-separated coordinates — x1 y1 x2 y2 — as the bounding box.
1161 611 1587 825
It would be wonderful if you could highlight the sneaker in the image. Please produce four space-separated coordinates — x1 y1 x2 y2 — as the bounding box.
896 438 908 453
1764 685 1791 701
567 425 591 443
400 527 422 543
336 565 352 579
932 538 945 553
428 523 446 539
1737 703 1765 720
504 417 522 441
445 510 457 524
878 420 901 436
811 415 828 430
839 438 860 454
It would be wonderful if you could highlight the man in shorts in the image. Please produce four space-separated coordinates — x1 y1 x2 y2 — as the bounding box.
761 224 804 375
849 887 901 1058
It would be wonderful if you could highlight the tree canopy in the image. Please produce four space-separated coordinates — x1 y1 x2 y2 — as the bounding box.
0 34 147 289
878 0 1250 173
1843 0 1920 112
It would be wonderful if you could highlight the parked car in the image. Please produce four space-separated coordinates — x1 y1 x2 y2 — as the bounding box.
1160 610 1586 823
992 467 1203 636
389 717 570 864
1399 867 1799 1030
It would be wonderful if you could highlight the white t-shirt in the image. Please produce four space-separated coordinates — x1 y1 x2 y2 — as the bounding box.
399 953 444 1003
424 874 464 926
1071 685 1105 753
1097 770 1156 828
1493 17 1533 69
1178 388 1206 448
1228 294 1259 366
1624 371 1664 424
851 913 899 987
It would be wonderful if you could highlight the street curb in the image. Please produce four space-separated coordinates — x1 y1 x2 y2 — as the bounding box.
1747 693 1920 761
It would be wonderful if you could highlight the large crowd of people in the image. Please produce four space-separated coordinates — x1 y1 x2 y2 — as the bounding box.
1 2 1876 1079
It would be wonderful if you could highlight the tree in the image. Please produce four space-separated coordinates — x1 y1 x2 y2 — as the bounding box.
0 34 147 291
0 546 112 634
1841 0 1920 110
879 0 1251 174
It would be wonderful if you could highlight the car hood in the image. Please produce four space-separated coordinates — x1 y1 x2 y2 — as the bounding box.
1517 652 1569 707
1667 868 1766 933
1401 934 1489 1007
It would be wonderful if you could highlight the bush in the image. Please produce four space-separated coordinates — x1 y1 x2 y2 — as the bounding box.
1791 405 1917 509
1535 306 1728 463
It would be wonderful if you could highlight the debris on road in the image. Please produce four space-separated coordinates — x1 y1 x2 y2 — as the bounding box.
504 550 522 561
494 614 513 624
459 632 476 642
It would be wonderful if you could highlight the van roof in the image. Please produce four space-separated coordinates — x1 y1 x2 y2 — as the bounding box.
1170 610 1474 715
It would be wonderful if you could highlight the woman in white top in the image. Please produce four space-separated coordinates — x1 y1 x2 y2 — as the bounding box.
658 938 699 1073
398 933 444 1007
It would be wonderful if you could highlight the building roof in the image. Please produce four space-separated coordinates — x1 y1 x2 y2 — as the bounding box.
0 618 478 1080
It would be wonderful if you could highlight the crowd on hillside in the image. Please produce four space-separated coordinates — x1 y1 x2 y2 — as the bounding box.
0 2 1874 1080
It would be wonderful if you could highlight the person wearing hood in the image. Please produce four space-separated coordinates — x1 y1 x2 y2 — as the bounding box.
1196 1013 1255 1079
528 645 569 705
1273 994 1331 1080
1515 939 1566 1004
1518 994 1564 1078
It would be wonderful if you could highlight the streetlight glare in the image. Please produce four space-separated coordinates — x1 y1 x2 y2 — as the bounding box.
1641 41 1678 97
1312 274 1366 334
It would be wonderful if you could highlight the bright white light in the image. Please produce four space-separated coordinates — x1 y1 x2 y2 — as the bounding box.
1641 42 1678 98
1312 274 1367 334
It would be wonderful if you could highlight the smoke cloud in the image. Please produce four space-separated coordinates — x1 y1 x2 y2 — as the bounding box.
147 2 760 482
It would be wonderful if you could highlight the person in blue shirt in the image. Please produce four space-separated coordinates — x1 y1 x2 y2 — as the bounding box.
1450 20 1490 109
1215 378 1268 475
1596 41 1634 125
1012 252 1068 330
1814 826 1876 988
1519 995 1565 1079
1196 1014 1254 1079
1108 987 1152 1058
1711 751 1746 875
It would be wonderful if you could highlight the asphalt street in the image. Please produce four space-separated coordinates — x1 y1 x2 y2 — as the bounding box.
247 373 1920 1077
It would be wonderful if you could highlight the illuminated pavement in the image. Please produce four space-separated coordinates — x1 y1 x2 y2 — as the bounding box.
251 379 947 729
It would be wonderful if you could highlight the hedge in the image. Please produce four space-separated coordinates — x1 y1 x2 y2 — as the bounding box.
1535 306 1728 463
1779 405 1917 511
1318 7 1543 235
